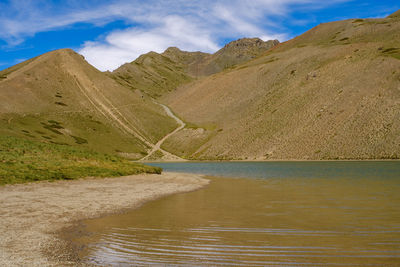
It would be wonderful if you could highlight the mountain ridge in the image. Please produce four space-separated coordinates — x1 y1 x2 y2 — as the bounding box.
0 48 178 158
160 12 400 160
1 10 400 161
110 38 280 98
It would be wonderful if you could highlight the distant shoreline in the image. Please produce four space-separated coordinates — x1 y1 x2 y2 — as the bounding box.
0 172 209 266
143 159 400 163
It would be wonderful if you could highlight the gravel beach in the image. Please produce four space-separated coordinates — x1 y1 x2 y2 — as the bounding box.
0 172 208 266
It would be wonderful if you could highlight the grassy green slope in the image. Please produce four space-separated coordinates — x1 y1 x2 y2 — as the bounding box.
0 135 160 185
162 12 400 160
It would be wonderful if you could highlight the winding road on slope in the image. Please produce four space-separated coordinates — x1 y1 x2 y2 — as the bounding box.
140 102 186 161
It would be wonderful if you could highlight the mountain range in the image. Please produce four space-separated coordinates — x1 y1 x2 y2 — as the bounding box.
1 10 399 161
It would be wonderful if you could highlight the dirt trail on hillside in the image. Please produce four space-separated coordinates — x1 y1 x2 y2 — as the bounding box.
72 74 184 160
73 76 150 146
0 172 208 266
141 103 186 161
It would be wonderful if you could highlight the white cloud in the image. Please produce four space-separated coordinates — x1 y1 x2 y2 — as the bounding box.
80 16 219 71
0 0 354 71
77 0 305 71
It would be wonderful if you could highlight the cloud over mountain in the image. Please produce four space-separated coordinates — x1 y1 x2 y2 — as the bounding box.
0 0 375 71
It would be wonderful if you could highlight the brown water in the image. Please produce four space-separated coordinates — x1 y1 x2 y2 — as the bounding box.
71 162 400 266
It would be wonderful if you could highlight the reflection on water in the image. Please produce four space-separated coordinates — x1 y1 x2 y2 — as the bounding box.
73 162 400 266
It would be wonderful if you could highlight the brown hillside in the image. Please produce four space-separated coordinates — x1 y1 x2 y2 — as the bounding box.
0 49 178 158
388 9 400 18
110 38 279 98
195 38 279 76
111 49 208 98
161 15 400 160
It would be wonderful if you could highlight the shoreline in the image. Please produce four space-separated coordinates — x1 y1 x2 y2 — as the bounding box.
0 172 209 266
142 159 400 163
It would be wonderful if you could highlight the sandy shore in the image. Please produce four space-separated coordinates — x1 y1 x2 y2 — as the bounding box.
0 172 209 266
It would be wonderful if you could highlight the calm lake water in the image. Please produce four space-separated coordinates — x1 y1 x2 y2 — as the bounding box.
72 161 400 266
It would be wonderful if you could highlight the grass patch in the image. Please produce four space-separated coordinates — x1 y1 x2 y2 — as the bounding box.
0 135 161 185
382 48 400 53
381 47 400 60
41 122 63 135
55 101 68 106
147 150 164 161
70 135 88 144
48 120 61 125
0 113 149 157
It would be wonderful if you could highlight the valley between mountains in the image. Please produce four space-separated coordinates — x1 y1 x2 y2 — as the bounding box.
1 10 400 182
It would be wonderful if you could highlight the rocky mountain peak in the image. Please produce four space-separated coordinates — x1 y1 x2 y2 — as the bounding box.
217 38 279 54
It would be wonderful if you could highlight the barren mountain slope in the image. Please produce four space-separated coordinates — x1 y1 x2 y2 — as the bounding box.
110 49 208 98
0 49 178 158
195 38 279 76
162 12 400 160
110 38 279 98
389 9 400 18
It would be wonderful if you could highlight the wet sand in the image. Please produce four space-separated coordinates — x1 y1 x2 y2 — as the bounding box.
0 172 208 266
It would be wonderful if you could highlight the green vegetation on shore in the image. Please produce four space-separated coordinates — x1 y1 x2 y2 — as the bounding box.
0 136 161 185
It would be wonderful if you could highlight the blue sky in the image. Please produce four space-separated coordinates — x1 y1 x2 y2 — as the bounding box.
0 0 398 71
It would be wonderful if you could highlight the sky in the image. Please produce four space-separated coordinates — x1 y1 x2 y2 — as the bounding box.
0 0 398 72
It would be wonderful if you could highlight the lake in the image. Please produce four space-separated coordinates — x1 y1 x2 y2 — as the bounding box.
71 161 400 265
